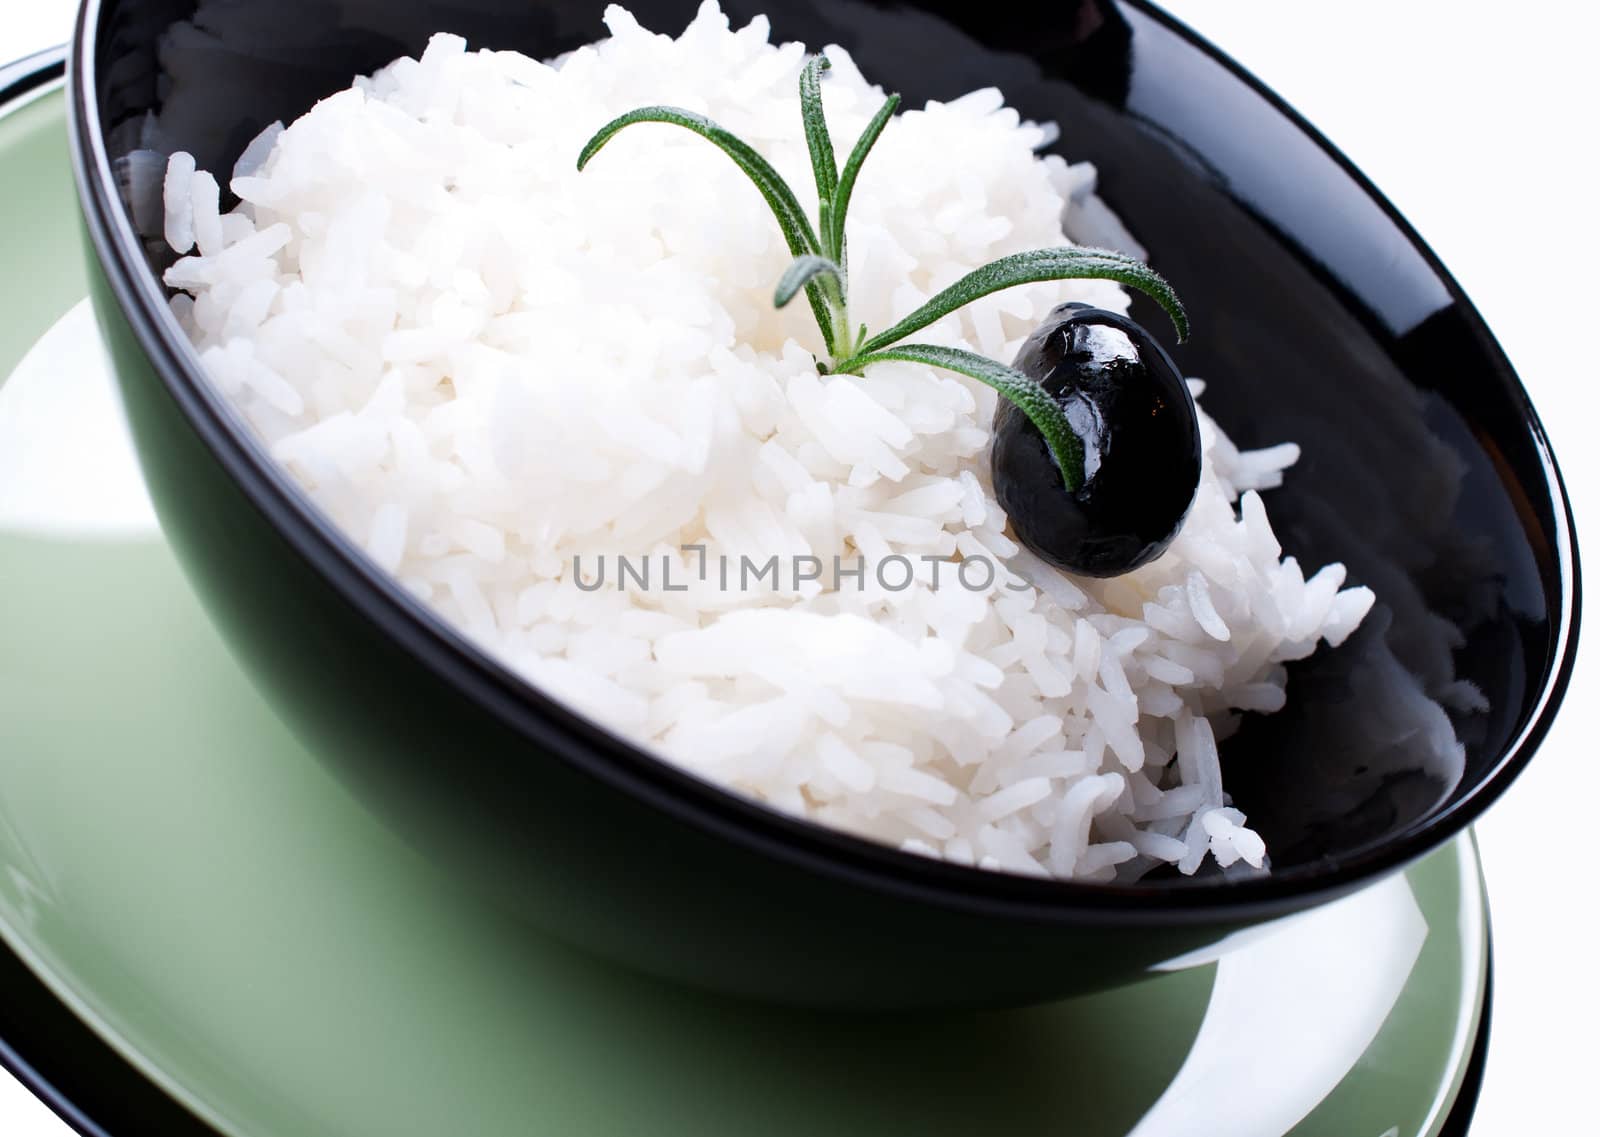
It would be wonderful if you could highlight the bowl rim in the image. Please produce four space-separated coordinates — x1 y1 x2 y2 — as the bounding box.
66 0 1581 922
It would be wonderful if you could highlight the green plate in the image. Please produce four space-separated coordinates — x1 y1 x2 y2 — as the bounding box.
0 77 1487 1137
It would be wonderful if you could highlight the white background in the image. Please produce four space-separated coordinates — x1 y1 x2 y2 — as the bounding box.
2 1 1595 1133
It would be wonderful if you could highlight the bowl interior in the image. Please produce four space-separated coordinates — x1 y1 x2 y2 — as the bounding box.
82 0 1576 885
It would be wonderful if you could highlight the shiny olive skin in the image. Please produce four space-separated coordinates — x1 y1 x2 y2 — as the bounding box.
992 303 1201 577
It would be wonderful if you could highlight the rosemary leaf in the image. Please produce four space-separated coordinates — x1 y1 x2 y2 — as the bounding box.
837 344 1085 490
799 57 838 221
578 105 836 350
776 255 846 309
856 247 1189 355
829 92 901 265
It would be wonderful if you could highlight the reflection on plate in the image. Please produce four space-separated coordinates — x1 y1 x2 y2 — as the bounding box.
0 299 156 536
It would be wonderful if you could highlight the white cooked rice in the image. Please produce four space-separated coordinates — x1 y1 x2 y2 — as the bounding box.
158 2 1376 881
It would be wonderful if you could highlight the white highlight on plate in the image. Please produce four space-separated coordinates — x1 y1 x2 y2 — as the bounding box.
0 299 159 537
1130 871 1428 1137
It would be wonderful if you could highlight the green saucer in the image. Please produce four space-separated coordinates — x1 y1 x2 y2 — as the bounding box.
0 75 1486 1137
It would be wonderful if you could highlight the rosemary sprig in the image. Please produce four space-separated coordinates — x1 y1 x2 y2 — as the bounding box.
577 55 1188 491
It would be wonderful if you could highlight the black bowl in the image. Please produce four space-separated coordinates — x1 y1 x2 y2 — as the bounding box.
69 0 1578 1008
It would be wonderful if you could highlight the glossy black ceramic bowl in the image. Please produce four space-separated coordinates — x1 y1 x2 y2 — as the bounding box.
69 0 1578 1009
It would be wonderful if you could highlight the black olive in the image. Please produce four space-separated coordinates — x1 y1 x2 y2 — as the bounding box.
991 303 1201 577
